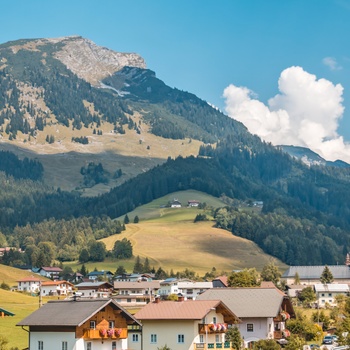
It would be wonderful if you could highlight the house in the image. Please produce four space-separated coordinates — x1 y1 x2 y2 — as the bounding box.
75 281 114 298
285 284 307 298
134 297 240 350
17 298 141 350
87 270 114 281
314 284 350 307
282 263 350 285
0 307 15 318
158 277 186 297
40 280 74 297
17 276 44 293
39 266 63 280
113 280 160 306
197 287 295 348
114 273 154 282
188 200 200 207
212 276 228 288
170 199 182 208
177 280 213 300
0 247 23 256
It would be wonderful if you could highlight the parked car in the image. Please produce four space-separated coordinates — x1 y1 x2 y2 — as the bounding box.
323 336 334 345
309 344 320 349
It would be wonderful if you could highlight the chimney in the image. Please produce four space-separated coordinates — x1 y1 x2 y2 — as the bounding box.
177 294 184 302
154 296 160 304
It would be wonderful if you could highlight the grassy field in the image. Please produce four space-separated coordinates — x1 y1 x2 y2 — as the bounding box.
65 190 287 275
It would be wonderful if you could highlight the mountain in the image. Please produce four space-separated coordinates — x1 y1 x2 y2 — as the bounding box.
2 36 350 267
279 145 350 168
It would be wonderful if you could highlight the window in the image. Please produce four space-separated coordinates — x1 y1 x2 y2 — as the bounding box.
247 324 254 332
132 334 139 342
213 317 217 324
127 298 131 303
87 342 92 350
109 321 114 329
199 335 204 343
90 320 96 329
112 341 116 350
178 334 185 343
151 334 157 343
215 335 220 343
38 341 43 350
62 342 67 350
328 293 332 297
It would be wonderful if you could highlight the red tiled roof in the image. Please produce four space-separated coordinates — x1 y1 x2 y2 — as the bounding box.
134 299 238 321
17 276 42 282
41 280 73 287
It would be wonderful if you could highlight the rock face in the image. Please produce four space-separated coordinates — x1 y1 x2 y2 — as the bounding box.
52 36 146 86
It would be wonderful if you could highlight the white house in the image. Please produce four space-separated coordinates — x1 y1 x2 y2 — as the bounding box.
40 280 74 297
75 282 114 298
87 270 114 281
17 276 43 293
178 280 213 300
134 298 240 350
158 277 180 296
113 280 160 306
39 266 63 280
197 287 295 348
17 298 141 350
314 283 350 307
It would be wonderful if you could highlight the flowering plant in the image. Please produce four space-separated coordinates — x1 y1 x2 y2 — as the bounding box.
115 328 122 337
107 329 115 337
99 328 107 336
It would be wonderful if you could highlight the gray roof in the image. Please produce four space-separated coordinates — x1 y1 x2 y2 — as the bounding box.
75 282 113 288
17 299 140 327
114 281 160 289
197 288 286 318
282 265 350 279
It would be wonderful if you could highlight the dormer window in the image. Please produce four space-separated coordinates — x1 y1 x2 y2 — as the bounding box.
90 320 96 329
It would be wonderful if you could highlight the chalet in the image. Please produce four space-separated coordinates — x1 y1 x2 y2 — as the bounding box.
314 283 350 307
170 199 182 208
197 287 295 348
17 298 141 350
75 281 114 298
87 270 114 281
113 280 160 306
188 200 200 207
282 265 350 285
39 266 63 280
40 280 74 297
134 298 240 350
17 276 44 293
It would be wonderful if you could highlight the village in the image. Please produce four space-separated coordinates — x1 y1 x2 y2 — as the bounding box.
3 258 350 350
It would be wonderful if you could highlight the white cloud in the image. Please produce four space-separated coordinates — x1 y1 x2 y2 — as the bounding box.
223 66 350 162
322 56 342 71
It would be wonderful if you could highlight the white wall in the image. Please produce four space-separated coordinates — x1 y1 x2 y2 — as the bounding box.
237 317 273 346
29 331 128 350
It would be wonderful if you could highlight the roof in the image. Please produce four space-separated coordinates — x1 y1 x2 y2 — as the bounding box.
17 299 141 327
40 267 63 272
314 284 350 292
17 276 42 282
134 299 239 323
88 270 114 276
197 288 286 318
75 281 113 288
178 281 213 289
41 280 74 287
213 276 228 287
282 265 350 279
114 281 160 289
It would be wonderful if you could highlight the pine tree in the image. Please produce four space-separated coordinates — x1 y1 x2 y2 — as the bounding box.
320 265 334 284
133 255 143 273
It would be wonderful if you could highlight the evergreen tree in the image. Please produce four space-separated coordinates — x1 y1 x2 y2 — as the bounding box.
80 263 88 276
320 265 334 284
143 257 151 273
225 327 242 349
124 214 130 224
133 255 143 273
294 272 301 285
134 215 139 223
79 249 90 263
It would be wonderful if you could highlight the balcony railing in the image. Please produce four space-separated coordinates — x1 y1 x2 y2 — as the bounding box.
194 342 234 349
83 328 128 339
198 324 228 334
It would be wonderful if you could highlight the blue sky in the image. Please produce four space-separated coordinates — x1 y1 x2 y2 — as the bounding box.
1 0 350 161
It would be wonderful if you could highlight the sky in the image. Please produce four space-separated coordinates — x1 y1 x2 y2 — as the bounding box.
1 0 350 162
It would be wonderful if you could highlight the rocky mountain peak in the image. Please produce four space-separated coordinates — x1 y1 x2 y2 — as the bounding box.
52 36 146 86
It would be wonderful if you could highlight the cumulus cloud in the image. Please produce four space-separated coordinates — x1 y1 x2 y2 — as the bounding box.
223 66 350 162
322 57 342 71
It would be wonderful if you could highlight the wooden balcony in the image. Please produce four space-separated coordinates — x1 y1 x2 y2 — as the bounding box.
83 328 128 339
194 342 234 349
198 323 228 334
